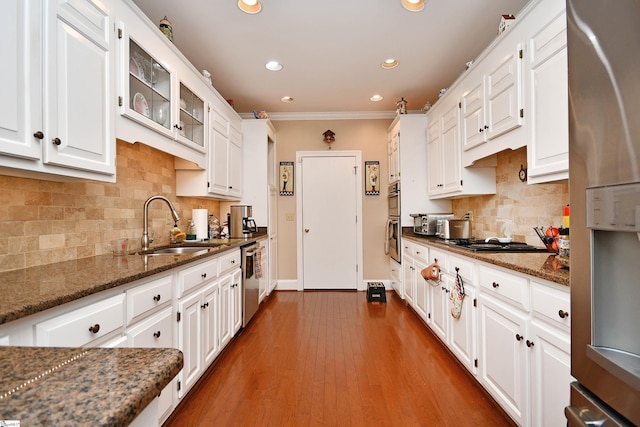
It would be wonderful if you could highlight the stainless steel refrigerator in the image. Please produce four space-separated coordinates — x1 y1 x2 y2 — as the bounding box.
566 0 640 425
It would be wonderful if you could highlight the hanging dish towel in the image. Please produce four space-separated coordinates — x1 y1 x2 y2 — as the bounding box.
254 248 263 279
449 267 465 319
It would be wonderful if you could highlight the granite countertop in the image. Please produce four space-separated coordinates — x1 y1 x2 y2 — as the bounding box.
0 346 183 426
402 230 569 287
0 232 267 325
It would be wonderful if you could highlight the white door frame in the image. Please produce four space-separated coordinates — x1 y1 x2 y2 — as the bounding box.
296 150 364 291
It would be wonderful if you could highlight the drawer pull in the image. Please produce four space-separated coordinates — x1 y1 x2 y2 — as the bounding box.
516 334 524 341
33 131 44 140
153 331 161 338
492 282 499 288
558 310 569 319
201 273 207 279
88 324 100 334
526 340 535 348
153 294 161 302
231 260 236 264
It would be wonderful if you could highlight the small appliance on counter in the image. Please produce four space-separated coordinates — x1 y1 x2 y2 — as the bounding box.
228 205 258 239
410 213 454 236
437 219 471 240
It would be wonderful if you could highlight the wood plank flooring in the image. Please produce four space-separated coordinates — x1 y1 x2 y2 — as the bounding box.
164 291 515 427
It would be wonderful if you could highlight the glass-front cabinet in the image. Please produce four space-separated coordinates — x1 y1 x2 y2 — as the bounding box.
127 39 172 135
178 83 205 149
119 31 207 155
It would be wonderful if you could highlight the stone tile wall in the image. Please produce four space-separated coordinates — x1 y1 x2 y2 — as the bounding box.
0 141 220 272
452 147 569 245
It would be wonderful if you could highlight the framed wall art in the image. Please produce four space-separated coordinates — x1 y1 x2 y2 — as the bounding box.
279 161 294 196
365 161 380 195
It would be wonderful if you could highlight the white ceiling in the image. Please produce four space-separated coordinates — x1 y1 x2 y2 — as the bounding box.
131 0 529 116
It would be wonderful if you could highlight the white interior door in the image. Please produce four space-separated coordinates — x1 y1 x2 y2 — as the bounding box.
300 154 358 289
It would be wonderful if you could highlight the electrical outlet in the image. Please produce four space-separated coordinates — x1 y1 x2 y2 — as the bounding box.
464 211 474 221
285 213 295 221
165 212 173 226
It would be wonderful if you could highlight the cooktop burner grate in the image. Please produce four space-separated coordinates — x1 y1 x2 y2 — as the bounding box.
442 239 552 253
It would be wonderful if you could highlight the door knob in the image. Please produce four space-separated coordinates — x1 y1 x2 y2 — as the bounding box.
304 228 309 233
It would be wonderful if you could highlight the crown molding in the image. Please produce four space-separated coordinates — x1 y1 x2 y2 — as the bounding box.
238 110 404 121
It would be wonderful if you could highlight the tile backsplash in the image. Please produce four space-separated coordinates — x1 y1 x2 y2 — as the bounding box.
0 141 220 272
452 147 569 245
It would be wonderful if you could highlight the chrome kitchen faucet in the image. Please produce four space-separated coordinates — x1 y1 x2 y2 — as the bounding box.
141 195 180 250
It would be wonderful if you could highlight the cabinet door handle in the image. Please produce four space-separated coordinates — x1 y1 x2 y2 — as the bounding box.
492 282 499 288
526 340 535 348
52 137 61 146
201 273 207 279
153 294 161 302
558 310 569 319
33 131 44 140
515 334 524 341
173 124 183 131
484 125 489 130
201 302 209 309
231 260 235 264
89 324 100 334
153 331 161 338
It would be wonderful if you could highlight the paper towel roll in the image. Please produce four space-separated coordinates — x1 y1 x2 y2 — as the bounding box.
192 209 208 240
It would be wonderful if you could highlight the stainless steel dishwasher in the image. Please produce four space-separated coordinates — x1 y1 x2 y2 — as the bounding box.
241 241 264 327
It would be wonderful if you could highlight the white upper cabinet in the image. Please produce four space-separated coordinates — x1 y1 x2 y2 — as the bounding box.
427 86 496 199
525 3 568 184
115 0 237 169
115 6 207 164
461 41 525 166
175 104 243 200
0 0 116 181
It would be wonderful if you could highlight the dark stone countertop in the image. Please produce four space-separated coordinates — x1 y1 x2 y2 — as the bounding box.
0 346 183 426
402 230 569 287
0 232 267 325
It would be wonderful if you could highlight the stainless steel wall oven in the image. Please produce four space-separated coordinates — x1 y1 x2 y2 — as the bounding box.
385 182 401 263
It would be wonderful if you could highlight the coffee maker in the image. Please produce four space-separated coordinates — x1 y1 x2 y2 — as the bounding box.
228 205 257 238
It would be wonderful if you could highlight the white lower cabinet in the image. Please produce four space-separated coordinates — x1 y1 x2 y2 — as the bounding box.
426 250 477 375
478 293 529 425
477 263 571 427
402 250 415 307
35 294 125 347
230 268 243 334
401 240 571 427
177 279 218 398
176 251 242 398
126 307 173 348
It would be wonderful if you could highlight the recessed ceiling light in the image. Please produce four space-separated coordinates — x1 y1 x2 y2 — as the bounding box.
238 0 261 14
402 0 425 12
381 59 398 69
281 96 294 103
370 95 384 102
265 61 283 71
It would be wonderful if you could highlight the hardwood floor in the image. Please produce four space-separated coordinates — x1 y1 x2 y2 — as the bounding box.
164 291 515 427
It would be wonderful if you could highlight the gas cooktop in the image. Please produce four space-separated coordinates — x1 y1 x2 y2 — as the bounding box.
441 239 553 253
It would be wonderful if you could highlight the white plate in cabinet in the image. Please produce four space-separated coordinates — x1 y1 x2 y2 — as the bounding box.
177 258 218 298
531 281 570 332
35 294 125 347
218 250 240 275
478 265 529 312
126 307 173 348
126 274 173 325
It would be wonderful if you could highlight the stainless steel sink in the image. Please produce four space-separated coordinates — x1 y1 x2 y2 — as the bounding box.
140 246 211 256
